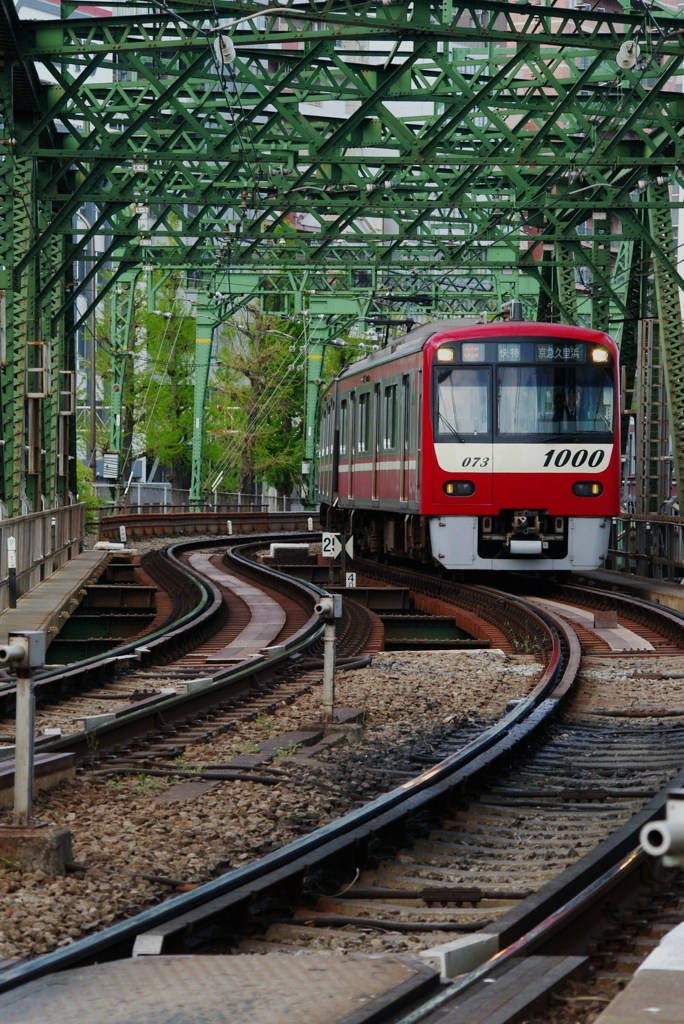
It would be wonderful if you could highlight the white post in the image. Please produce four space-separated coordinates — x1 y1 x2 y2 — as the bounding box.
322 620 336 722
0 632 47 826
14 666 35 826
7 535 16 608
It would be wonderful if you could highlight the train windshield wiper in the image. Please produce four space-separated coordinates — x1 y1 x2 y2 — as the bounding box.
437 413 464 442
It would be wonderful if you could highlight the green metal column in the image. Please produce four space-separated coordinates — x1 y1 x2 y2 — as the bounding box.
634 317 669 515
40 200 71 506
108 272 139 482
647 181 684 506
302 318 329 507
591 212 611 331
303 294 370 507
555 242 578 324
0 54 13 513
189 304 214 509
10 153 35 515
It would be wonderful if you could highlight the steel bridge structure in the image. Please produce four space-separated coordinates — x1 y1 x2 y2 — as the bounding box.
1 0 684 515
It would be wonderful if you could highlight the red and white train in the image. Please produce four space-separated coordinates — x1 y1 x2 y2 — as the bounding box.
317 318 620 572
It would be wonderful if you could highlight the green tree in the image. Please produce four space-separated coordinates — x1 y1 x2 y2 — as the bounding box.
208 308 305 499
134 280 196 490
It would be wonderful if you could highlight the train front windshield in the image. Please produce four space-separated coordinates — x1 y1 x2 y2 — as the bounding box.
497 364 614 436
434 340 615 441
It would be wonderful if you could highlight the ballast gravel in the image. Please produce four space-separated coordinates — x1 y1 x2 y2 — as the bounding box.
0 649 543 961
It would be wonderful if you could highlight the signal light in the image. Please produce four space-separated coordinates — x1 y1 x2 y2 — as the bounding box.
573 481 603 497
444 480 475 496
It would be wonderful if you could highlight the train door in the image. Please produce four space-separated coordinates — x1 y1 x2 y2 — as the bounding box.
372 382 381 501
347 391 356 499
330 393 343 501
400 374 410 504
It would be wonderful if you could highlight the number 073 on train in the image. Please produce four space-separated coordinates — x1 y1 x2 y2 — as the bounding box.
316 319 620 572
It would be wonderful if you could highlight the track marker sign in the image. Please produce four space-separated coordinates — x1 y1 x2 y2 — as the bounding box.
322 532 342 559
322 533 354 560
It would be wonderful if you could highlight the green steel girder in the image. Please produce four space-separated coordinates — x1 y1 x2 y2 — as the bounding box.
3 0 684 510
189 304 215 508
14 5 684 280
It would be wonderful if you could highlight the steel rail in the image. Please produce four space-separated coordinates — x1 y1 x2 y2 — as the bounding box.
397 757 684 1024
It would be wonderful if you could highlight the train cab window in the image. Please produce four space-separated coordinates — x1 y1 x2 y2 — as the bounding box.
358 392 370 453
497 365 614 437
383 384 398 449
434 367 489 440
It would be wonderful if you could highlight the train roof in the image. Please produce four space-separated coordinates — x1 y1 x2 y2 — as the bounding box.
334 317 617 382
339 318 483 376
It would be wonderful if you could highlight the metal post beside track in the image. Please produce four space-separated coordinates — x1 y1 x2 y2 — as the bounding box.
322 619 337 721
315 594 343 722
0 632 47 825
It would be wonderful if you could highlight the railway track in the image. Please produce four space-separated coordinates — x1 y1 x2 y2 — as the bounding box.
0 537 550 769
4 534 684 1021
98 510 312 541
0 537 330 758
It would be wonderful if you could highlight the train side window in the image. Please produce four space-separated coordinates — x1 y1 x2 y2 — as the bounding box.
383 384 398 449
339 400 348 456
319 405 326 456
358 392 370 453
326 405 332 455
374 383 381 454
402 375 410 451
349 393 356 454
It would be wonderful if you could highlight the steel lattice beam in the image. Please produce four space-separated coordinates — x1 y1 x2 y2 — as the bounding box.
2 0 684 509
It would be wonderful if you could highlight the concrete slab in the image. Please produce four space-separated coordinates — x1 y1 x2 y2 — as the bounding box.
593 969 684 1023
0 953 438 1024
0 823 72 875
0 753 76 808
594 921 684 1023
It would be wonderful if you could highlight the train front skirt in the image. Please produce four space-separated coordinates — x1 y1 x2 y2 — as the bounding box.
428 515 611 571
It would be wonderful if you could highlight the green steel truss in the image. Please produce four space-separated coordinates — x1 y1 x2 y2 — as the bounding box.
1 0 684 510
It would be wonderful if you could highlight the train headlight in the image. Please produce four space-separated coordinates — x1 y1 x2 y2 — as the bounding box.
436 347 455 363
573 481 603 497
444 480 475 496
591 347 610 363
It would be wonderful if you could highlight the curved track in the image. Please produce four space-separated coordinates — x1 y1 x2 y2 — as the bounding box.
4 533 684 1024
